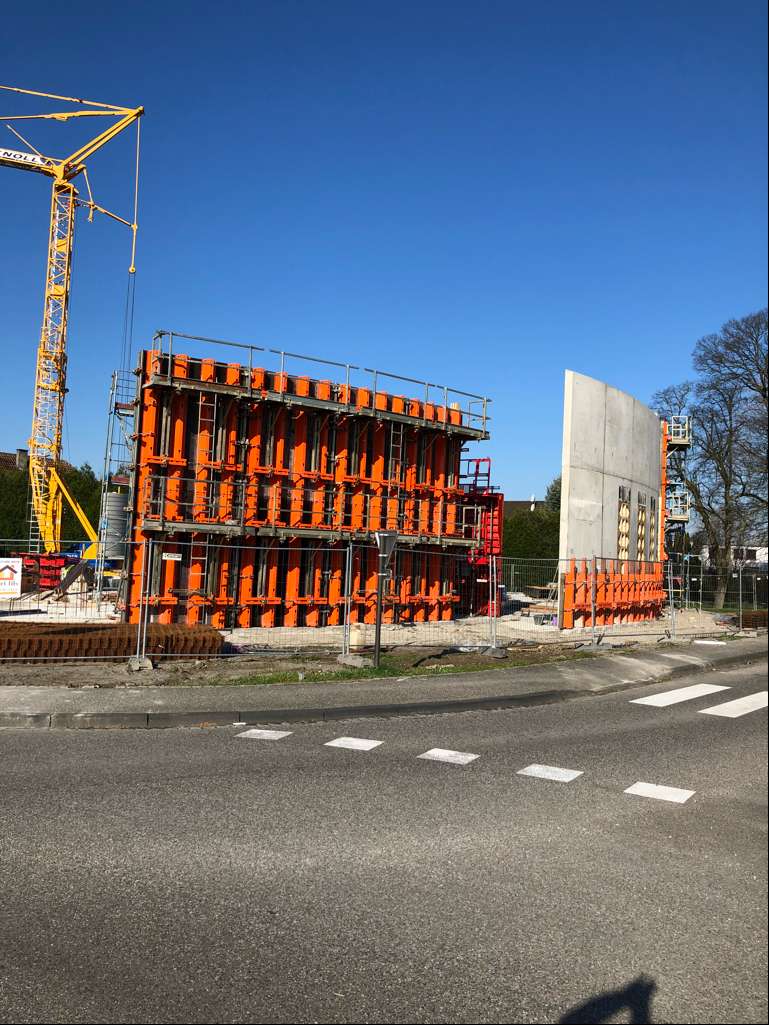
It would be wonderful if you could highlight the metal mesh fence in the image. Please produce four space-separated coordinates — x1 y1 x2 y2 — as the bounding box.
1 536 765 662
494 556 767 645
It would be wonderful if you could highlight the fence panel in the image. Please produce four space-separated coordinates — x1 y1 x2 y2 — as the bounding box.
2 536 765 662
492 557 767 646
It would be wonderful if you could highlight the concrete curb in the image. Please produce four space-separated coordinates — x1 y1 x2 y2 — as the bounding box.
0 644 765 730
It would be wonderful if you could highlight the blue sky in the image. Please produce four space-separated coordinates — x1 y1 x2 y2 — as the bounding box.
1 0 766 498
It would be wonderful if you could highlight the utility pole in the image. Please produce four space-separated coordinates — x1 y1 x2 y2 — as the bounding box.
373 530 398 667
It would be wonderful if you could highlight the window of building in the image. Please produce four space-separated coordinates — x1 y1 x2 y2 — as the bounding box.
733 547 758 561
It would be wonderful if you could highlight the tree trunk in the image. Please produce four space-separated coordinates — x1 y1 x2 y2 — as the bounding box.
713 571 728 610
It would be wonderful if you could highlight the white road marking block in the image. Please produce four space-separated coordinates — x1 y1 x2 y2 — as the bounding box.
694 640 727 645
517 763 583 782
625 781 695 803
630 682 730 707
699 691 768 718
325 737 383 751
418 747 479 765
237 728 293 740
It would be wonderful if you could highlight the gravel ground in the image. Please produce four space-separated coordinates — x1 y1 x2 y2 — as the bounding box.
0 643 604 688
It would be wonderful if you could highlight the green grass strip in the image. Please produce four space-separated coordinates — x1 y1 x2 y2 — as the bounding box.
173 649 598 687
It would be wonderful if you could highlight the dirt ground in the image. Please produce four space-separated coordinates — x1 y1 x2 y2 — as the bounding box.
0 642 611 688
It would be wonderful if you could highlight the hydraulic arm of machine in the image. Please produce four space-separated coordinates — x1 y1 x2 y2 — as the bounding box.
0 86 143 552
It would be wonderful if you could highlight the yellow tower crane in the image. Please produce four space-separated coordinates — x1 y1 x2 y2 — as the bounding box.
0 86 143 552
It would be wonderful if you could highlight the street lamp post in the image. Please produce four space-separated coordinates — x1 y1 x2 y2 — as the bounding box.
374 530 398 668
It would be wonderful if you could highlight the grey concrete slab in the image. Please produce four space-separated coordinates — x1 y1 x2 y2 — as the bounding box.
560 370 663 561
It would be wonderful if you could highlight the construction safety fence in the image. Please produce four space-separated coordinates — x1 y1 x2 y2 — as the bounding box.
664 559 768 615
493 557 767 646
0 538 496 661
0 539 764 662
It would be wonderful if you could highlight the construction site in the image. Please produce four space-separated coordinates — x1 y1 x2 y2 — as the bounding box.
3 85 754 668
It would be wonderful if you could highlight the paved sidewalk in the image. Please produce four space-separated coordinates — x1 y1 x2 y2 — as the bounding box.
0 636 765 729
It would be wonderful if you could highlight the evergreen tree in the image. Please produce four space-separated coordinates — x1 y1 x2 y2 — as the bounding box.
502 508 560 559
0 469 29 539
0 462 102 543
544 474 561 512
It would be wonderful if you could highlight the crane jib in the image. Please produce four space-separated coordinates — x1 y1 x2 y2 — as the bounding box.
1 149 48 167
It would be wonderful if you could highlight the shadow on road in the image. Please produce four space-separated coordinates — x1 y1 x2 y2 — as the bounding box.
559 975 656 1023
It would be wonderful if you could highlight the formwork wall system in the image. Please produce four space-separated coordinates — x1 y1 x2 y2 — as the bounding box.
122 334 502 629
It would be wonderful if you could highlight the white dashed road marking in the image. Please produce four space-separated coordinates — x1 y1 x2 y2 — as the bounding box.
418 748 479 765
517 764 583 782
325 737 383 751
624 782 695 804
630 682 730 707
699 691 768 718
237 728 294 740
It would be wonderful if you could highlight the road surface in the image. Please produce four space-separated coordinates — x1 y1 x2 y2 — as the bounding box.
1 661 766 1024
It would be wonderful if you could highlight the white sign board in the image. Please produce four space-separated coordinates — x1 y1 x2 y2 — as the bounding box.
0 149 47 167
162 552 182 561
0 558 23 598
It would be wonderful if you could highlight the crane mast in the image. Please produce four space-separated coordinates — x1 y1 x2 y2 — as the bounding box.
0 86 143 552
29 181 76 549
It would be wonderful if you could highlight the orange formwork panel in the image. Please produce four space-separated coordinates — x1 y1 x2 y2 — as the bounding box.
124 347 501 627
561 558 664 629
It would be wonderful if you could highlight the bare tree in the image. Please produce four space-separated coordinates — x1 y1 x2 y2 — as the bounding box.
694 309 768 516
653 310 768 609
693 309 768 411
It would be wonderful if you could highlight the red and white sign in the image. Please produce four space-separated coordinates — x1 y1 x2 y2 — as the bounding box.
0 558 23 598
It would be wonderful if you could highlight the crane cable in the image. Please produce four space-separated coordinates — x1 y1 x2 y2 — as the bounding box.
120 118 140 371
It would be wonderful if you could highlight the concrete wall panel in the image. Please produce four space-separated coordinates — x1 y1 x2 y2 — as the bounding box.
559 371 662 561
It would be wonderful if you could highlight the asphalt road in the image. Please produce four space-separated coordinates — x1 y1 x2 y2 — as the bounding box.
1 662 766 1025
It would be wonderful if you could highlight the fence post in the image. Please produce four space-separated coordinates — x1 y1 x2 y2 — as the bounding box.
494 553 500 647
342 543 352 656
135 539 147 660
591 556 596 647
668 560 676 637
142 539 153 659
738 564 743 632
